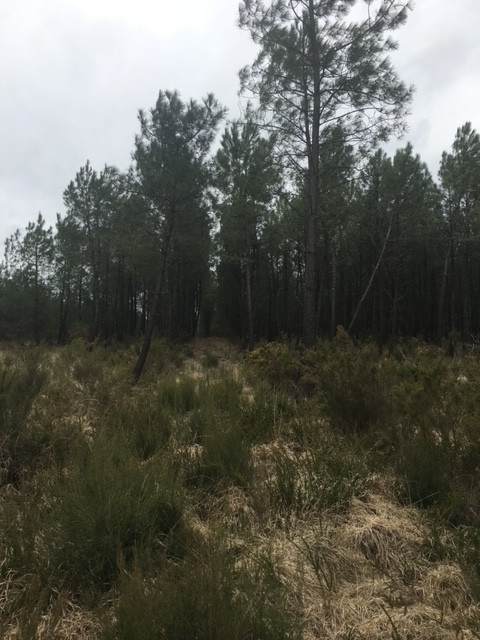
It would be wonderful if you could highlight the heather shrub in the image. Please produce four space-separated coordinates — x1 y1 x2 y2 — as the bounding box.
367 347 480 523
246 342 303 393
313 328 394 433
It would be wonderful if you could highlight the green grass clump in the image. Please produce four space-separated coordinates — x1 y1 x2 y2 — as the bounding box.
185 417 253 490
48 429 186 589
2 429 187 594
202 351 219 368
180 378 253 490
262 434 369 521
104 392 173 460
155 374 200 414
0 349 47 485
102 534 301 640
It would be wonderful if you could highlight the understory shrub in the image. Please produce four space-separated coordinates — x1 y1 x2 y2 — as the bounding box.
313 328 395 433
246 342 304 394
389 352 480 522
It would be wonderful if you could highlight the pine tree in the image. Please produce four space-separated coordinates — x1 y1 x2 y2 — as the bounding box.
239 0 413 345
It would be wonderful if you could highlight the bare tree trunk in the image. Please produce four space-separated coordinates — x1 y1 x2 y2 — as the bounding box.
437 237 452 343
33 247 41 345
245 257 255 350
303 0 321 347
330 247 337 339
132 268 163 384
132 223 173 385
348 215 393 334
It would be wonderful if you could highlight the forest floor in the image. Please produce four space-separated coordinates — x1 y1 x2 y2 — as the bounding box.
1 336 480 638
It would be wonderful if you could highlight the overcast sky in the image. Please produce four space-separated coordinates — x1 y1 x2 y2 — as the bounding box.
1 0 479 248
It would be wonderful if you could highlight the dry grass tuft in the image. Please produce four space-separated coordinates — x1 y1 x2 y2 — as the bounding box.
1 586 101 640
239 486 480 639
342 493 425 571
419 564 471 612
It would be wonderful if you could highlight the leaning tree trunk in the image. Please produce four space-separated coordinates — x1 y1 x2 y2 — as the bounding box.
348 213 393 335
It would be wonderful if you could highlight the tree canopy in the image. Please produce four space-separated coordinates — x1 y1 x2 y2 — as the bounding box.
1 3 479 371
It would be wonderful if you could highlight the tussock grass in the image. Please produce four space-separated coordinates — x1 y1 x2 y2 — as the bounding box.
2 337 480 638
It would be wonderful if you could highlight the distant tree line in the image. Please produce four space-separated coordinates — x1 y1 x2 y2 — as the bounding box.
1 1 479 357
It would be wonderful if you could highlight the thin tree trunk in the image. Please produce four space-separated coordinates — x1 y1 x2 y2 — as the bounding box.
330 246 337 339
437 237 452 343
348 214 393 334
132 223 173 384
245 257 255 350
57 267 69 344
33 255 40 345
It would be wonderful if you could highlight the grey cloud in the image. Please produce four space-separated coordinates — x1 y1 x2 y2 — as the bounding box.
1 0 479 247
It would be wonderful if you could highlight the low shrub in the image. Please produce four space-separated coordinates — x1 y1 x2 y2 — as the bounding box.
313 328 395 433
389 351 480 522
246 342 303 394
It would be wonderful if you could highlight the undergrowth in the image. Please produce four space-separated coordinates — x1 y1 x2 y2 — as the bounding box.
2 336 480 638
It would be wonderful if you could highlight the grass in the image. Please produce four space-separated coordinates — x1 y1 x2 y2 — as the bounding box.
102 533 300 640
2 336 480 638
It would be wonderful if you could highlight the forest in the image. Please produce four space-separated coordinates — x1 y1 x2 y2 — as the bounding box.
3 2 480 638
1 1 479 361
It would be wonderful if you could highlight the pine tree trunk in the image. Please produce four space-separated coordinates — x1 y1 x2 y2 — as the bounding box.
132 223 174 384
303 0 321 347
330 247 337 339
437 237 452 343
245 257 255 350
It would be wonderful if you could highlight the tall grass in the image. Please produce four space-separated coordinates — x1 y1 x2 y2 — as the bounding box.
0 349 47 485
265 439 369 520
50 429 187 589
102 533 302 640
